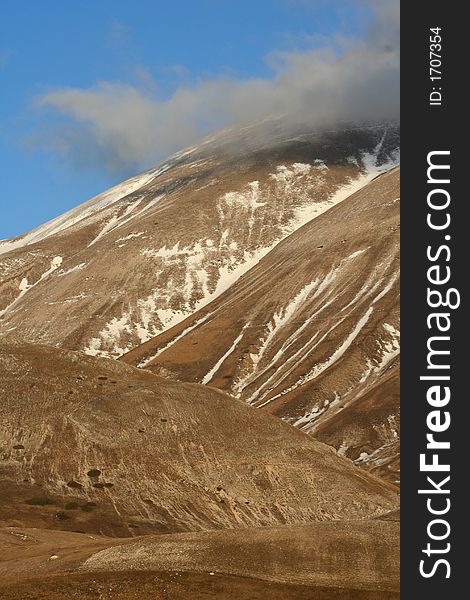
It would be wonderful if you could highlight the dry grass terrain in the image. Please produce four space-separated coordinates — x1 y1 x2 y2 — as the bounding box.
0 341 398 537
0 521 399 599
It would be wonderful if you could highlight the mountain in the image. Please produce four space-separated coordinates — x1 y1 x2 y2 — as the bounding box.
0 122 399 361
0 120 400 599
0 121 400 483
123 166 400 482
0 341 398 538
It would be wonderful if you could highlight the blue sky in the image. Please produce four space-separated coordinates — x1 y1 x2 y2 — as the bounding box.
0 0 378 239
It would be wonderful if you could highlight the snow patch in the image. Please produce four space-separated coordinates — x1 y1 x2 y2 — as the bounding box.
57 262 86 277
202 324 250 385
87 195 164 247
0 170 161 256
0 256 62 318
115 232 145 243
307 307 374 381
234 279 318 396
138 312 214 367
222 181 265 210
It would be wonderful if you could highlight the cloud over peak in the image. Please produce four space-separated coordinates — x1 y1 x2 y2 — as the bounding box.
35 0 399 175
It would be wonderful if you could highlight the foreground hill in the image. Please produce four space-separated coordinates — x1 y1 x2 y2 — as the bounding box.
0 520 399 599
123 167 400 482
0 341 398 537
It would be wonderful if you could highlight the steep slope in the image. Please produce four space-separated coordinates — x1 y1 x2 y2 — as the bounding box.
123 167 400 480
0 341 398 537
315 359 400 483
0 123 398 357
0 521 399 599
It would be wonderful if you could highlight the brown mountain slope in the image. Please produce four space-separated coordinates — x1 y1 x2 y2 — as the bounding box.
0 341 398 538
123 167 400 480
315 359 400 482
0 124 398 358
0 521 399 599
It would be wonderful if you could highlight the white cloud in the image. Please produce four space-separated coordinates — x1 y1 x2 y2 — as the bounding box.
34 0 399 174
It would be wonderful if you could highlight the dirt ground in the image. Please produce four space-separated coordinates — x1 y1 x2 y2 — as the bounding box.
0 521 399 600
0 571 400 600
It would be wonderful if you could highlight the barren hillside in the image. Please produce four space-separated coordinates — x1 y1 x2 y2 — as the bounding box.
124 167 400 482
0 123 398 359
0 341 398 538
